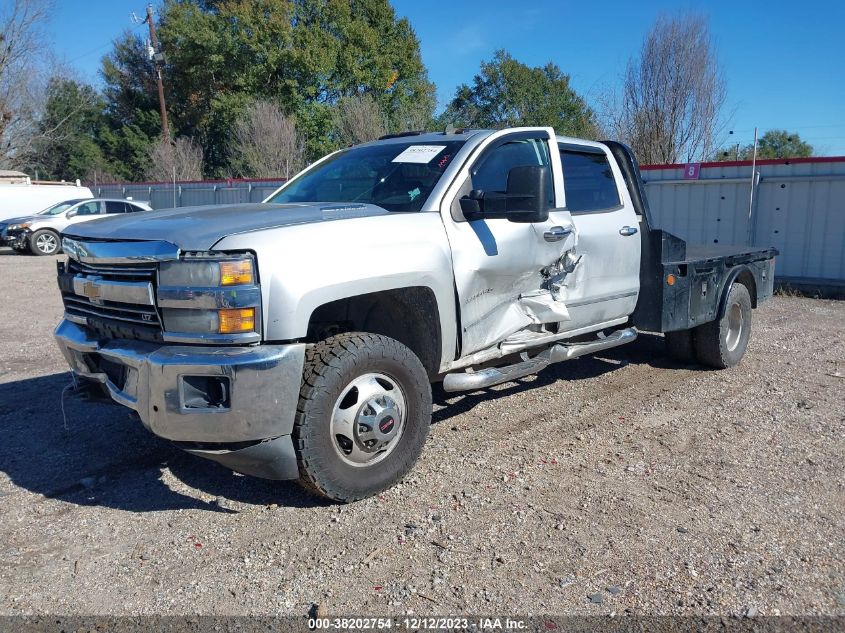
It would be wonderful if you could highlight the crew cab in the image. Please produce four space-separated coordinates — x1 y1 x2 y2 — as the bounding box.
53 128 776 502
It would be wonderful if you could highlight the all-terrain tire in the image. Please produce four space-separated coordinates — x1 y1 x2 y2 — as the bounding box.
693 283 753 369
293 332 432 502
665 329 697 364
29 229 61 256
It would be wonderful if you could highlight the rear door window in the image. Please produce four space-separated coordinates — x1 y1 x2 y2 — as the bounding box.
105 201 127 214
560 148 621 213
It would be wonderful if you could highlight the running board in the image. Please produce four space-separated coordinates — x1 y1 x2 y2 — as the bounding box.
442 328 637 392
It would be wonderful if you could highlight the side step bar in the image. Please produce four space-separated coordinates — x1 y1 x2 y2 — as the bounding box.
442 327 637 393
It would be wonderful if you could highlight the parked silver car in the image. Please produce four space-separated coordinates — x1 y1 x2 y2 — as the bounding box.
1 198 152 255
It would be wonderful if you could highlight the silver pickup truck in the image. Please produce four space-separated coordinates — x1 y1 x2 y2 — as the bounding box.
54 127 776 502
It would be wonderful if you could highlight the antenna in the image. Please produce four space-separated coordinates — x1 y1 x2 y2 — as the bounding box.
129 11 142 25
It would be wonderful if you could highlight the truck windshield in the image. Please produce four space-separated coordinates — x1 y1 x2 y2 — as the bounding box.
267 140 464 212
39 199 87 215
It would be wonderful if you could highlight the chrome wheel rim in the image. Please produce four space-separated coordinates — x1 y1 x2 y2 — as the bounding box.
36 233 57 254
725 301 744 351
330 372 406 467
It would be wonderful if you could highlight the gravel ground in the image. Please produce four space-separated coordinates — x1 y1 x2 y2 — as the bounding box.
0 248 843 617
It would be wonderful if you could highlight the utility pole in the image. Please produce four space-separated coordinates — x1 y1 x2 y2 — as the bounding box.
145 4 170 140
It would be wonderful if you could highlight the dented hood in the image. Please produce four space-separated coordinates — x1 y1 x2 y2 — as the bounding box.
62 202 391 251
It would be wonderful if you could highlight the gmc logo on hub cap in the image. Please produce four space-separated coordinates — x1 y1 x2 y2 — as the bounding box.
379 417 395 434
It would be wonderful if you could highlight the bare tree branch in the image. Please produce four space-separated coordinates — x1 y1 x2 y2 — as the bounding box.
608 13 726 164
230 100 305 179
146 136 204 181
333 93 388 146
0 0 53 168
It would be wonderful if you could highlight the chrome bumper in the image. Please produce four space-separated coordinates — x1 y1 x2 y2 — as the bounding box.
54 319 306 479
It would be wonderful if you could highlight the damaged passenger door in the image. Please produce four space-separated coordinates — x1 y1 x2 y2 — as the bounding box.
441 129 577 357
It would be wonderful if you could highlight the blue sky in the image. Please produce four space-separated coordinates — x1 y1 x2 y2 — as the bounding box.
47 0 845 155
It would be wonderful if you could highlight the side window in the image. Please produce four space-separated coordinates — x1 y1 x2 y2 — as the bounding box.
125 203 144 213
75 201 103 216
560 148 621 213
105 201 127 214
471 137 554 207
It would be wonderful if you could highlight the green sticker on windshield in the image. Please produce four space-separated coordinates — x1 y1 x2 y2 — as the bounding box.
408 187 421 201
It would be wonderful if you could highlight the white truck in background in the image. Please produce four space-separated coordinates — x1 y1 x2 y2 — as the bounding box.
0 172 93 222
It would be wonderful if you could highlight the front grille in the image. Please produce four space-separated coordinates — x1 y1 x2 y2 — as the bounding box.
61 258 163 342
66 259 157 282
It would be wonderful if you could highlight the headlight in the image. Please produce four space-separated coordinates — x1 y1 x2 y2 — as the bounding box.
159 255 254 287
8 222 29 231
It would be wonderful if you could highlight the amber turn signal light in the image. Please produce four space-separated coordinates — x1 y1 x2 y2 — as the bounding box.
220 260 254 286
666 274 676 286
218 308 255 333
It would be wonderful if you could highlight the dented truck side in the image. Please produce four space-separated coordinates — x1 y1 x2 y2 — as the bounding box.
53 127 776 502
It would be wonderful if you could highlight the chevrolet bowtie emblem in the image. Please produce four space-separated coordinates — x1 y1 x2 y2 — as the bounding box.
81 280 102 303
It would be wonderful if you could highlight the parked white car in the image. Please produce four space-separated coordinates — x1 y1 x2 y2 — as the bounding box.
1 198 152 255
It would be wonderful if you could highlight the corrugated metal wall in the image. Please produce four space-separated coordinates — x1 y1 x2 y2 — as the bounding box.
642 157 845 285
92 180 286 211
92 157 845 286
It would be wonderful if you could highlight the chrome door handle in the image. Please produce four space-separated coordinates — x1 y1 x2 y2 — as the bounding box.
544 226 573 242
619 226 638 236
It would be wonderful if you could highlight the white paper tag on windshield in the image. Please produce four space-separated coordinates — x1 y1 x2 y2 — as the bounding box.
392 145 446 164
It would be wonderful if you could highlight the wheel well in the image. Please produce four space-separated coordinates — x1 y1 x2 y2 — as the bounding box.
307 287 442 378
734 268 758 308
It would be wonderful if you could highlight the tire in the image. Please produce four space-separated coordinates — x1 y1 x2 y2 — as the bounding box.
693 283 752 369
29 229 61 256
665 329 697 364
293 332 432 502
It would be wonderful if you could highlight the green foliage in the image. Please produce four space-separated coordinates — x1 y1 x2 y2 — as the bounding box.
714 130 813 161
156 0 435 174
756 130 813 159
439 50 598 138
28 78 112 181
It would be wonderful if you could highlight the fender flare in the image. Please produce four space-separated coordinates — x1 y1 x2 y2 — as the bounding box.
716 265 758 320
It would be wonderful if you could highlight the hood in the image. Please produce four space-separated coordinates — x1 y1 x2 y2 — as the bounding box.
1 215 40 226
62 202 391 251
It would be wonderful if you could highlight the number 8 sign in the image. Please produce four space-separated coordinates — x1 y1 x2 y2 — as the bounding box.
684 162 701 180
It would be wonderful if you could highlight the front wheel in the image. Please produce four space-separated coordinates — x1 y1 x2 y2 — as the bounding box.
694 283 752 368
29 229 61 256
293 332 432 502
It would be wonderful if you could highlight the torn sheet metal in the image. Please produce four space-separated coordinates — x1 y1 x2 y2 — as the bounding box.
519 289 571 323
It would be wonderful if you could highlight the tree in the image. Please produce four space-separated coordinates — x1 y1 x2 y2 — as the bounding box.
756 130 813 159
333 93 387 146
439 50 598 137
231 99 305 178
27 78 113 181
0 0 52 168
98 32 164 179
146 136 204 181
611 14 726 164
713 130 814 161
151 0 435 173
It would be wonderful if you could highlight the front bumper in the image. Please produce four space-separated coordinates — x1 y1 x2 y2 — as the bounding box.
54 319 306 480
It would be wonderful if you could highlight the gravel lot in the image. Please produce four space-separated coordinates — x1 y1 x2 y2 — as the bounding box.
0 248 843 617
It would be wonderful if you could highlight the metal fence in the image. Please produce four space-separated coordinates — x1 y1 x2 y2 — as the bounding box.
92 178 287 211
93 157 845 287
642 156 845 287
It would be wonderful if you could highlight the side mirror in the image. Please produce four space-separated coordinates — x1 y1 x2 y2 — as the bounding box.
458 190 485 220
505 165 550 223
66 209 77 218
